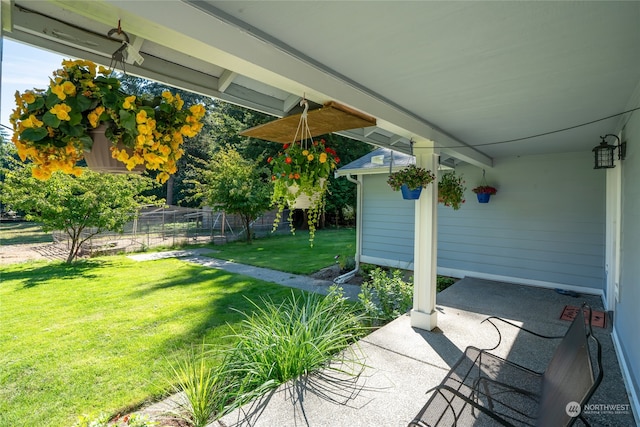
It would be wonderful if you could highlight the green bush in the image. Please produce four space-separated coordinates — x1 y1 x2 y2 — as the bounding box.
358 268 413 326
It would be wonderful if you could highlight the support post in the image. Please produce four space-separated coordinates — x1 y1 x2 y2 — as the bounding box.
410 142 439 330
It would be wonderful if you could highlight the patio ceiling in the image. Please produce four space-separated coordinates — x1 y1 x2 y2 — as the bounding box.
4 1 640 168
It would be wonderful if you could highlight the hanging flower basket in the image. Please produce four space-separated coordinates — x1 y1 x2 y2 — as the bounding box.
268 100 340 246
84 124 144 174
438 171 466 210
472 171 498 204
387 164 435 200
10 59 206 183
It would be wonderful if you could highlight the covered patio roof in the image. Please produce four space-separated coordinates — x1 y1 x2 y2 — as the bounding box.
4 1 639 168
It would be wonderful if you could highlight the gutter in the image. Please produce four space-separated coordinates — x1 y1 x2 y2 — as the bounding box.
333 173 362 285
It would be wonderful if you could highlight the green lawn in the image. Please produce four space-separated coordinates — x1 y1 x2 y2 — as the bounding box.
0 222 52 245
0 256 304 427
207 228 356 274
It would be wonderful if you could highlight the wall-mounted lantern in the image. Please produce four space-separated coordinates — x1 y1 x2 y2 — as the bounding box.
592 134 626 169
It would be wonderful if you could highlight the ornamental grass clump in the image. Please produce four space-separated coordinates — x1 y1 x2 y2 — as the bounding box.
220 289 366 412
10 59 206 183
387 164 436 191
268 138 340 245
166 342 226 427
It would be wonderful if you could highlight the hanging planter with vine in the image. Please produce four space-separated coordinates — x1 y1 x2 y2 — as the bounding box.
268 100 340 246
438 171 466 210
472 170 497 203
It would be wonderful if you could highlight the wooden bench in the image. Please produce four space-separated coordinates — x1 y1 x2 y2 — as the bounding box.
408 304 603 427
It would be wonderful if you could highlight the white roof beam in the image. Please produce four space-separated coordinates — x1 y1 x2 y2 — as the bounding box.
217 69 237 93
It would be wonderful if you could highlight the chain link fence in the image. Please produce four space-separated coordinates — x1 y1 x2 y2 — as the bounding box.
52 205 288 257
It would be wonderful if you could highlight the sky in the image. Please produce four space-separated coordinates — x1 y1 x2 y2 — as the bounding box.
1 39 66 131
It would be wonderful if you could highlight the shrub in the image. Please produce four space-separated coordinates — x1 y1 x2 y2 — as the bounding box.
358 268 413 326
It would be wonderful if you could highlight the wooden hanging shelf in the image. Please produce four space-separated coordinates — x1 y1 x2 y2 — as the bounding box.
239 101 377 143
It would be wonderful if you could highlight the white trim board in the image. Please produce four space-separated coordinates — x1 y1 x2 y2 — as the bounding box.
436 267 604 300
612 328 640 425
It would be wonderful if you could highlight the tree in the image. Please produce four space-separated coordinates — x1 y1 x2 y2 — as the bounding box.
0 161 158 263
195 148 272 243
318 134 372 225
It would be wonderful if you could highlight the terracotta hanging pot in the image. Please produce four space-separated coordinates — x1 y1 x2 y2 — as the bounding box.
84 124 144 174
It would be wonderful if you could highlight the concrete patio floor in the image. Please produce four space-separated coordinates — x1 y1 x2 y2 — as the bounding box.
216 277 636 427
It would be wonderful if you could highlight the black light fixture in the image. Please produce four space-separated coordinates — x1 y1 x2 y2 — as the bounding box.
592 134 626 169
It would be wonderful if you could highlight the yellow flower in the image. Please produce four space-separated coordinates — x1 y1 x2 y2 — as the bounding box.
123 95 137 109
159 144 172 156
157 172 170 184
136 110 148 124
319 152 328 163
22 92 36 104
22 115 44 129
88 106 105 128
50 104 72 121
51 84 67 100
307 154 314 161
189 104 206 118
32 167 52 181
161 91 174 103
115 149 130 163
302 150 309 156
61 81 76 96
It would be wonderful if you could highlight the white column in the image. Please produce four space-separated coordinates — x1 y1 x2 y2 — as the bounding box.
410 142 439 330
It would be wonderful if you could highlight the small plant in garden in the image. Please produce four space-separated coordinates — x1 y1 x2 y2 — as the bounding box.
335 252 356 273
166 342 224 427
73 412 159 427
437 275 458 292
438 171 466 210
386 164 436 191
358 267 413 326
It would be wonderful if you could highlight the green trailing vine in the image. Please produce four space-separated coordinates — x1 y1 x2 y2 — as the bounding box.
438 171 466 210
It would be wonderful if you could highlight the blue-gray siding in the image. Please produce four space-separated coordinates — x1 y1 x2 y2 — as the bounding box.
360 151 605 290
617 112 640 414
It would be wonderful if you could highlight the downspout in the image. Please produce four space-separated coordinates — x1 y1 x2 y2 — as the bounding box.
333 173 362 285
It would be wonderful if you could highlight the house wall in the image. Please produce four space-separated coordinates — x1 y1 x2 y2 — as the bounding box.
360 151 606 293
615 113 640 419
360 179 415 269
